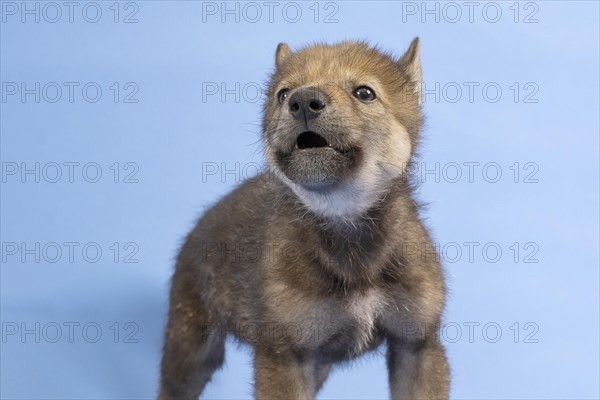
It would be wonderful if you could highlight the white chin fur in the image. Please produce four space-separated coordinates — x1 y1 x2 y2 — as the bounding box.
272 163 388 219
268 121 412 220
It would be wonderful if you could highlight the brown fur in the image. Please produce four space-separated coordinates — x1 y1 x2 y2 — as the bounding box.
159 38 450 399
267 41 422 149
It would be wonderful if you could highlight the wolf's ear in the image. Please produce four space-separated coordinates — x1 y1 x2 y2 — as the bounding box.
398 37 422 99
275 43 293 69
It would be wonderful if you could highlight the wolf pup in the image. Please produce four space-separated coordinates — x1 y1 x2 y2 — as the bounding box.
159 38 450 399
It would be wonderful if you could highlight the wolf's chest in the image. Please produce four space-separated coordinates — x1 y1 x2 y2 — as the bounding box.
265 283 391 358
316 290 387 361
345 289 385 335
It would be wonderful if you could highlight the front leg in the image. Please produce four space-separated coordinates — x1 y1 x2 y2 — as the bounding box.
254 349 317 399
387 337 450 400
315 363 331 394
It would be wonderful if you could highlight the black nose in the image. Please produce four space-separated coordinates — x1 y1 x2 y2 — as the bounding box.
288 88 326 120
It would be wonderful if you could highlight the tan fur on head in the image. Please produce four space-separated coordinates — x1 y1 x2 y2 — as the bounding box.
263 39 424 219
398 37 422 103
275 43 293 69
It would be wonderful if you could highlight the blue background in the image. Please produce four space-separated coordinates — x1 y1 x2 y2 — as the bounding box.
1 1 599 399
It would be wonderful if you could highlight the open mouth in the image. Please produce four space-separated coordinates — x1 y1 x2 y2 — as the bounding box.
274 130 361 190
296 131 329 149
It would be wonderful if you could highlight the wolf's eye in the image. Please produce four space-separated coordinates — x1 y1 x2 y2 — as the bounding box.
353 86 376 102
277 89 290 104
